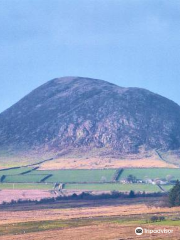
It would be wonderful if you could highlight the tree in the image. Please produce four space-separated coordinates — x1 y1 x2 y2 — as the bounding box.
166 175 173 182
127 174 136 183
150 216 158 222
169 180 180 207
159 216 165 221
129 190 135 198
0 175 5 183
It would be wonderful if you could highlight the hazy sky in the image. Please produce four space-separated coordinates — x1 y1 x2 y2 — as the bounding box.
1 0 180 113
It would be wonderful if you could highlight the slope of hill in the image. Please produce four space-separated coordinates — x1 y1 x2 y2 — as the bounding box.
0 76 180 166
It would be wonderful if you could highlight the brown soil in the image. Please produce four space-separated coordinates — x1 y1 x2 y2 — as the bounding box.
0 190 55 204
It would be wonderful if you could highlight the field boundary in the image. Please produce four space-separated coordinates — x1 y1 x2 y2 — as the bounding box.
112 168 124 181
41 174 53 182
20 167 39 175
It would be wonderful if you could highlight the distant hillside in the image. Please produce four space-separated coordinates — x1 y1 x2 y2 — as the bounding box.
0 76 180 164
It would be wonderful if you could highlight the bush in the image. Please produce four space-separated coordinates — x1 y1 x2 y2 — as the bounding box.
159 216 165 221
0 175 6 183
150 216 165 222
127 174 137 183
129 190 135 198
150 216 158 222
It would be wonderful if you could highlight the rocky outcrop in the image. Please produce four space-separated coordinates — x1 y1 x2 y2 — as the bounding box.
0 76 180 158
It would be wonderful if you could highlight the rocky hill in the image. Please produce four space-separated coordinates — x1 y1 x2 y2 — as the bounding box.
0 77 180 161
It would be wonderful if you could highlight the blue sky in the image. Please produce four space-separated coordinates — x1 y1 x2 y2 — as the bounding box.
1 0 180 113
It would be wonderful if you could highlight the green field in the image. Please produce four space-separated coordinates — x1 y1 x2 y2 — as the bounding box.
0 167 33 175
161 185 174 191
0 183 53 190
120 168 180 181
0 167 178 192
0 168 116 184
64 183 160 192
4 174 47 183
28 169 116 183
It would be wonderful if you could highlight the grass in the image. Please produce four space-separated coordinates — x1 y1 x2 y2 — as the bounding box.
162 185 174 191
151 220 180 226
0 219 71 236
0 167 177 193
3 174 48 183
0 168 116 184
0 218 141 236
0 183 53 190
0 214 179 237
28 169 116 183
120 168 180 181
0 218 116 236
64 183 160 192
0 167 33 175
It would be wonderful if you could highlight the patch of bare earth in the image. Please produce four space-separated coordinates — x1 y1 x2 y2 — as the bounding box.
0 190 55 204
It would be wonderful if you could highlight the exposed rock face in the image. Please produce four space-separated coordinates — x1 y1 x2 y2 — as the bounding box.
0 76 180 157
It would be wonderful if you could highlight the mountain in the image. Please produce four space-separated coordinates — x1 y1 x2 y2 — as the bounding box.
1 76 180 162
